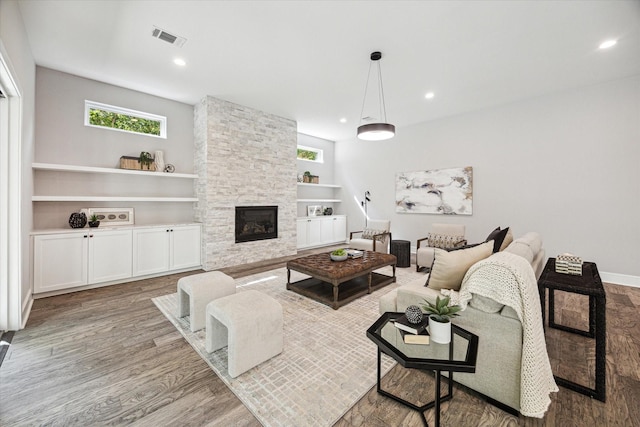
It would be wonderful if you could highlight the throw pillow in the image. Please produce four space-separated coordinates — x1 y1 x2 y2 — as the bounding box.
427 233 465 249
485 226 501 242
426 241 493 291
361 228 385 242
499 227 514 251
489 227 510 253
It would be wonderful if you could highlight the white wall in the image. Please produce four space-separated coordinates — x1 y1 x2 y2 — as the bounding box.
33 67 196 229
0 0 36 329
336 76 640 282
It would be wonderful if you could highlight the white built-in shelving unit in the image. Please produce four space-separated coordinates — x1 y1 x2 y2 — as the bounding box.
32 163 198 202
296 182 342 204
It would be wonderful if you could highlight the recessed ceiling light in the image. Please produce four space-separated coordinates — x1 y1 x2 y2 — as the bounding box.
425 92 435 99
339 118 347 123
173 58 186 66
599 39 617 50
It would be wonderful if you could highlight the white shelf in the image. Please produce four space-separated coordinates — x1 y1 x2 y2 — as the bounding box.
297 199 341 203
33 162 198 179
297 183 341 188
32 196 198 202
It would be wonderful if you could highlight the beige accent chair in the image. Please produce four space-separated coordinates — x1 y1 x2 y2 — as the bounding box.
348 219 392 253
416 223 467 271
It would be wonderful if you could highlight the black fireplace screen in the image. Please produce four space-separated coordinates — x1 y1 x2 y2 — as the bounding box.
235 206 278 243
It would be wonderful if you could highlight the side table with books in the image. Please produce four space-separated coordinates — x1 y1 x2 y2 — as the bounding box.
367 312 478 427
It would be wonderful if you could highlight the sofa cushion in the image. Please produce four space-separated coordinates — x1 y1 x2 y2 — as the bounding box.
504 232 542 265
426 241 493 291
470 294 505 313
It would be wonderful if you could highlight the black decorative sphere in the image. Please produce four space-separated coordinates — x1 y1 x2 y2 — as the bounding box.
405 305 423 324
69 212 87 229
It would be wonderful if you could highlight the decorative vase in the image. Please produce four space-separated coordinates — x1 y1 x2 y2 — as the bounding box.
428 316 452 344
154 150 165 173
405 305 423 324
88 221 100 228
68 212 87 229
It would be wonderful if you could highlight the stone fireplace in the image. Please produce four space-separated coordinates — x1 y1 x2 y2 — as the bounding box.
235 206 278 243
193 96 297 270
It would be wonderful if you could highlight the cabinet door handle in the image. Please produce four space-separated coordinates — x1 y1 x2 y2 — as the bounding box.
89 234 94 238
84 235 88 238
167 229 170 232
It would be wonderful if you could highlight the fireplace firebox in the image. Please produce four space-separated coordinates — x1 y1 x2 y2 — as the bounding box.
235 206 278 243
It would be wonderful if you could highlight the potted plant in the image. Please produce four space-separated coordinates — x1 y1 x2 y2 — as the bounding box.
88 214 100 228
421 295 461 344
139 151 154 170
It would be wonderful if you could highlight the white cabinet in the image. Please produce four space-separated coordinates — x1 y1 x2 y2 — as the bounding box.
87 229 133 284
34 233 88 293
33 223 201 295
331 216 347 243
34 229 132 293
296 215 347 249
133 224 201 275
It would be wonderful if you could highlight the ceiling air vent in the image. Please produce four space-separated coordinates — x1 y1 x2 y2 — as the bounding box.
151 26 187 48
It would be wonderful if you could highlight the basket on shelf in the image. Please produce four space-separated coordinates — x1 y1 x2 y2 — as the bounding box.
119 156 156 171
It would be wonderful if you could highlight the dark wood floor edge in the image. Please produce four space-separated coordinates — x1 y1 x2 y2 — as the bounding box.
0 330 15 368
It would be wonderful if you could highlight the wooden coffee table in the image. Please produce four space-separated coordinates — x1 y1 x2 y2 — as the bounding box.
286 250 397 309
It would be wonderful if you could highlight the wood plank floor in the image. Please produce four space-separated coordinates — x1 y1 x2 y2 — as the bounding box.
1 253 639 426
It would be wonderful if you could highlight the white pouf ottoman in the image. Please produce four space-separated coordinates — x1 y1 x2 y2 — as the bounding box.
206 290 283 378
177 271 236 332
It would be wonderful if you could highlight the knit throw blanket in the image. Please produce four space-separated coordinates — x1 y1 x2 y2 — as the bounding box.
459 252 558 418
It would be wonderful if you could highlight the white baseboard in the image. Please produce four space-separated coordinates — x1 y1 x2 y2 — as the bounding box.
600 272 640 288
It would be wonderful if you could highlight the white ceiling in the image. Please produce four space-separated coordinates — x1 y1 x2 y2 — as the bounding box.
17 0 640 142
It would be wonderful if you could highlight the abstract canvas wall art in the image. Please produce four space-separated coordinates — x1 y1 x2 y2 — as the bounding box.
395 166 473 215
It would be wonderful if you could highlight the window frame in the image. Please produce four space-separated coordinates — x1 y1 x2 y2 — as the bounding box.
84 100 167 139
297 145 323 163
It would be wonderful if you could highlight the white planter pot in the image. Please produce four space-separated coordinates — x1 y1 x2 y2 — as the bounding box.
429 316 451 344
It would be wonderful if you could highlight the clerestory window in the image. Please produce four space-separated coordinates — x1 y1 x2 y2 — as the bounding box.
85 100 167 138
297 145 323 163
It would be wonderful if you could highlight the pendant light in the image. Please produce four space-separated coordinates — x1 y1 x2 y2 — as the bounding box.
357 51 395 141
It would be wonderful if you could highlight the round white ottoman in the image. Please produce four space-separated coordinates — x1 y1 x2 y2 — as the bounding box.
206 290 283 378
177 271 235 332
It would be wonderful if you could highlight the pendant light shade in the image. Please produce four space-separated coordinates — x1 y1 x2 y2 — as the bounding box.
357 51 395 141
357 123 396 141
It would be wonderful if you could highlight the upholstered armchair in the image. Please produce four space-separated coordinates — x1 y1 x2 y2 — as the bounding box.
416 223 467 271
348 219 392 253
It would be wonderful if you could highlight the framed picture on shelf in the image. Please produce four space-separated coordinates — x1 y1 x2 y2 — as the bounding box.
307 205 322 216
83 207 134 225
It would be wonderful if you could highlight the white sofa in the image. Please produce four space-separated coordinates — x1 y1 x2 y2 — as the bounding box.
379 231 546 415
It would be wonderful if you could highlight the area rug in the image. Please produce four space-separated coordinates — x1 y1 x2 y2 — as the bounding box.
152 265 424 427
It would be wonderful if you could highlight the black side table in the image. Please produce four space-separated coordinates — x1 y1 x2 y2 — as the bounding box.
538 258 606 402
390 240 411 268
367 312 478 427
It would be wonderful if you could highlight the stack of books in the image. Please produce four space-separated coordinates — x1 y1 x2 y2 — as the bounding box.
394 314 430 345
346 249 364 259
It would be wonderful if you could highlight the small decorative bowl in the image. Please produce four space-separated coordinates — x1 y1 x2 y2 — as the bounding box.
330 253 348 262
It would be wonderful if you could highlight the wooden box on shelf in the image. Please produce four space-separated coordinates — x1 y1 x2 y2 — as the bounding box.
119 156 156 171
